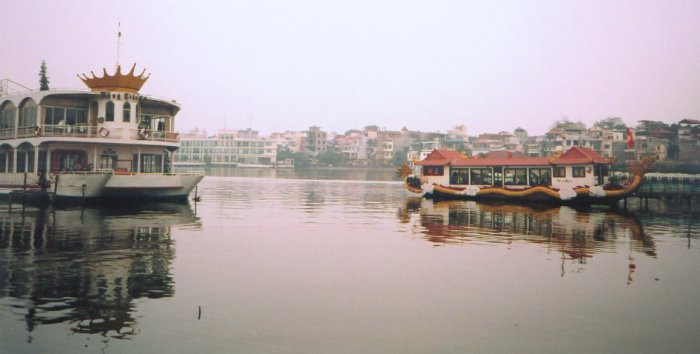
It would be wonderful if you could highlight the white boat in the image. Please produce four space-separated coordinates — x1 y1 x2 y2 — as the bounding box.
0 63 203 201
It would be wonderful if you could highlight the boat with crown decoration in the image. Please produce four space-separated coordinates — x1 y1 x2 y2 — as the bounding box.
398 147 655 205
0 63 203 202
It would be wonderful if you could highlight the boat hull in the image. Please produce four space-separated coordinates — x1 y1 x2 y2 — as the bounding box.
53 173 113 198
428 187 621 206
0 173 203 203
411 175 643 206
101 174 204 200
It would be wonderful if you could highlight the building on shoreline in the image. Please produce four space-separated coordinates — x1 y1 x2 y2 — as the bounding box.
173 118 699 170
174 128 277 166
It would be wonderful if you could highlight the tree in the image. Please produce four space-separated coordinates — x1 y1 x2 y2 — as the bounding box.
318 151 346 166
392 146 409 166
291 152 310 168
276 146 295 161
513 127 528 144
39 60 50 91
593 117 627 130
550 118 585 131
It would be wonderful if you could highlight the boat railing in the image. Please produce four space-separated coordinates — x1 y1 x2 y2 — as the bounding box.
40 125 95 138
0 127 14 138
0 125 180 143
136 129 180 143
53 169 204 176
55 169 115 175
165 169 205 176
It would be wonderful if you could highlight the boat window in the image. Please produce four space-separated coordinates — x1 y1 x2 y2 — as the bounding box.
66 109 77 125
470 168 492 185
449 168 470 184
0 108 15 129
16 150 35 173
123 102 131 122
553 167 566 178
0 152 6 172
572 166 586 178
138 114 152 130
595 165 608 185
100 149 118 170
504 168 527 185
52 150 87 172
528 168 551 186
47 107 62 125
138 154 163 173
76 109 87 125
100 155 116 170
44 107 87 126
595 165 608 177
423 166 444 176
106 101 115 122
153 116 166 131
19 106 37 127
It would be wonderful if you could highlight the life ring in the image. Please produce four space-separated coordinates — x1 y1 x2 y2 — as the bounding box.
99 127 110 137
586 167 593 174
34 126 41 136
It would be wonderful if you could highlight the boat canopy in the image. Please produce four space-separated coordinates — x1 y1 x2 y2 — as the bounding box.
416 147 611 167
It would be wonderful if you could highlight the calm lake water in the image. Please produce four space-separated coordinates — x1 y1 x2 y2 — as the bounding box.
1 168 698 353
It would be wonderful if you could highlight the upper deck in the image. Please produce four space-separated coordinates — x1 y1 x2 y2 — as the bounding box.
0 87 181 145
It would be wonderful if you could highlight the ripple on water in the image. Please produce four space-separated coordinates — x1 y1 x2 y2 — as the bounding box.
1 174 698 353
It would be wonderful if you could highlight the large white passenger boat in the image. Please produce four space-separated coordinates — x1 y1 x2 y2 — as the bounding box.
0 64 203 201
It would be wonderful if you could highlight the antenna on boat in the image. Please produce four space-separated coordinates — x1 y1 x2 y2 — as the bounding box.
116 21 122 69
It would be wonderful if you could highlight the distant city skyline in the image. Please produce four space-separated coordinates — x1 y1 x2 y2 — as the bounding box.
4 1 699 136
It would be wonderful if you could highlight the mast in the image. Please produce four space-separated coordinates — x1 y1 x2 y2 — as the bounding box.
116 21 122 70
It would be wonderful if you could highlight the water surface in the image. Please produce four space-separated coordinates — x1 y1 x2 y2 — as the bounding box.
1 168 698 353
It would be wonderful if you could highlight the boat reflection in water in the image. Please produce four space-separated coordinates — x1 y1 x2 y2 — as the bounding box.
399 198 655 276
0 202 200 341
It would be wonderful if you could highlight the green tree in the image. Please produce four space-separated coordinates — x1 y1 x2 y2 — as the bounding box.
39 60 50 91
550 118 585 130
276 146 295 161
291 152 310 168
318 151 346 166
392 146 408 166
593 117 627 130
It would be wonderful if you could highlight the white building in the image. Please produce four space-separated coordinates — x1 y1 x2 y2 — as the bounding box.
175 130 214 166
175 128 277 166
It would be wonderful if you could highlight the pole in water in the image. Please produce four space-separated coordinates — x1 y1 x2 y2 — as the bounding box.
193 185 201 202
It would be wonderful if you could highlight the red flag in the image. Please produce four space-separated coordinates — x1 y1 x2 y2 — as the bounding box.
626 128 635 149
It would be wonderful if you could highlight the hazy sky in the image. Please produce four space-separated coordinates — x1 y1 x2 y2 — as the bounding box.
3 1 699 135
